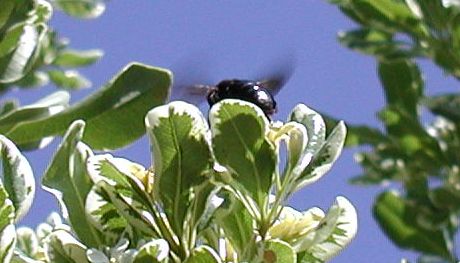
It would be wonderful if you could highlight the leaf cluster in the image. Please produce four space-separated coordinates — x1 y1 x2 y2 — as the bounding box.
0 0 106 93
0 99 357 262
327 1 460 262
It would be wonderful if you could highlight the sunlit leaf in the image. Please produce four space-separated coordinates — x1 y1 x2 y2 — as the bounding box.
53 0 105 19
86 155 160 239
0 183 15 263
293 121 346 191
264 239 296 263
0 135 34 222
15 227 38 260
44 230 89 263
184 246 221 263
145 101 213 236
210 99 276 208
53 49 103 67
297 197 357 262
133 239 169 263
0 22 47 84
42 120 103 248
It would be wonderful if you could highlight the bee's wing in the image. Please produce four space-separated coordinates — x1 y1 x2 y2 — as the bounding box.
174 84 212 105
169 51 215 105
257 52 296 95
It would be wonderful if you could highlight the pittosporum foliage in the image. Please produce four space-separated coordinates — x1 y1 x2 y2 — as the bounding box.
0 97 357 262
327 0 460 262
0 1 360 262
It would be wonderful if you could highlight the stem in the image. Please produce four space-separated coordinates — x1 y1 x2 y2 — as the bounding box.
441 224 458 263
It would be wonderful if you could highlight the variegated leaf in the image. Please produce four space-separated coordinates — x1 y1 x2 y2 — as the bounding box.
0 135 34 222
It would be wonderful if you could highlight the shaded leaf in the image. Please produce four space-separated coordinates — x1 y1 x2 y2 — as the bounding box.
0 91 69 150
214 194 255 259
133 239 169 263
44 230 89 263
339 28 418 60
373 191 451 260
2 63 171 150
48 70 91 90
379 60 423 119
422 94 460 123
184 246 221 263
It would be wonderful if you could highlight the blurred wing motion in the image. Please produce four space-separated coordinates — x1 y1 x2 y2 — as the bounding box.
257 52 296 95
169 51 214 105
170 50 296 105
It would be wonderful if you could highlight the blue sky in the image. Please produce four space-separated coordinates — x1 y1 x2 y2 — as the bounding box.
14 1 459 262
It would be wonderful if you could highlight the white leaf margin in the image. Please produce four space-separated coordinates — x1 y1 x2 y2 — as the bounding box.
0 135 35 222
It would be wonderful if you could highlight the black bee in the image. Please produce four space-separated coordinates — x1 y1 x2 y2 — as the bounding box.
172 54 294 118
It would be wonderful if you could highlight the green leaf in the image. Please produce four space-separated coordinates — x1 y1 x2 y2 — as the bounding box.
210 99 276 208
89 178 157 239
373 191 451 260
0 91 69 150
11 251 43 263
0 101 17 118
15 71 49 88
53 49 103 67
48 70 91 90
0 24 26 58
453 14 460 52
289 104 326 164
0 135 34 222
429 187 460 211
263 239 296 263
15 227 38 259
0 0 16 29
339 28 418 60
0 91 69 130
0 183 16 263
43 230 89 263
322 114 388 147
53 0 105 19
184 246 221 263
378 60 423 119
133 239 169 263
214 194 255 259
41 120 103 248
297 197 358 263
0 23 47 84
85 182 129 245
2 63 172 150
86 155 159 238
293 121 346 191
422 94 460 123
145 101 213 236
331 0 425 36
